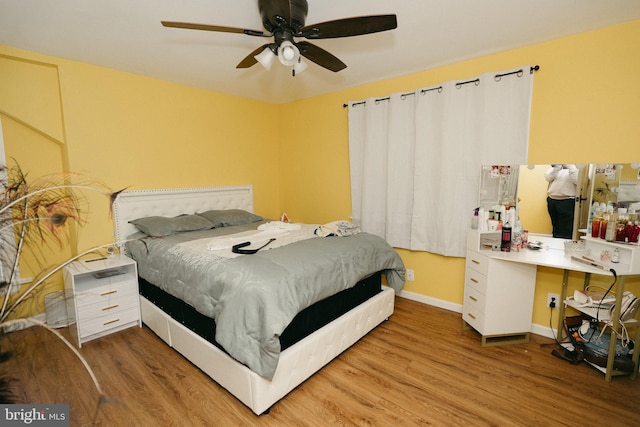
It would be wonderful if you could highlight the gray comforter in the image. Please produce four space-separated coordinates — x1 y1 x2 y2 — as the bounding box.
126 222 405 380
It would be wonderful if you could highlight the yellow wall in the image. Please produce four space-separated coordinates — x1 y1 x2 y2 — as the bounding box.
1 46 284 248
0 46 284 317
1 20 639 329
621 163 640 182
0 54 64 143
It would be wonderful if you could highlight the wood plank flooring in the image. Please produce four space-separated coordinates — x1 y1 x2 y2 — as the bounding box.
2 297 639 426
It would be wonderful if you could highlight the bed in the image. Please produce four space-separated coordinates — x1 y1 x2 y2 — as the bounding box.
113 185 405 415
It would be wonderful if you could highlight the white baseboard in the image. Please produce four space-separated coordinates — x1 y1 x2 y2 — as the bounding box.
530 323 557 340
395 290 557 340
397 288 463 313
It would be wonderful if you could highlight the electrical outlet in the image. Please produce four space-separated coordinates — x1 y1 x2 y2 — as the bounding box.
547 293 560 308
406 269 415 281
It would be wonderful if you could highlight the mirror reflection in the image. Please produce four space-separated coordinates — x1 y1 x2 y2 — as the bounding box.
481 163 640 239
518 164 589 238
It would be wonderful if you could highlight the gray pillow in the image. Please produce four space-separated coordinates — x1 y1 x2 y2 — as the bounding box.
195 209 263 227
129 214 214 237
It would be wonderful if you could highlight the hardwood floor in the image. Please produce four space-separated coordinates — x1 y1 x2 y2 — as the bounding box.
2 297 639 426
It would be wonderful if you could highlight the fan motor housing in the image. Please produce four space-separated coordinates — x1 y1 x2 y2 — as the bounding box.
259 0 308 32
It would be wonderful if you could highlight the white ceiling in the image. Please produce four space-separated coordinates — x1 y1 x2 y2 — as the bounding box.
2 1 640 104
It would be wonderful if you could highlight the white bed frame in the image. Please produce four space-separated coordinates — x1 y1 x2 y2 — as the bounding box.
113 185 395 415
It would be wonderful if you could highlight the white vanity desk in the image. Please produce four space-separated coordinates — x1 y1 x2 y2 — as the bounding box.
483 234 612 277
463 230 639 381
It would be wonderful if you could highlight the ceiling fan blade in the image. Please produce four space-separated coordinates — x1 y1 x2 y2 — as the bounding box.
236 44 272 69
299 15 397 39
161 21 267 37
297 41 346 72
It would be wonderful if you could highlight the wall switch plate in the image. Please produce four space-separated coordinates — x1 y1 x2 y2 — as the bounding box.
406 269 415 281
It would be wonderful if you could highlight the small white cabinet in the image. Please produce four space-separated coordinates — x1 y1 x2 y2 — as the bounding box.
63 255 141 347
463 230 537 346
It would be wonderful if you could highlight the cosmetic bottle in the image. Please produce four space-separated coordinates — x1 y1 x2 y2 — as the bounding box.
612 248 620 263
627 221 639 243
599 213 609 239
605 213 617 242
591 214 602 238
616 209 628 242
501 210 512 252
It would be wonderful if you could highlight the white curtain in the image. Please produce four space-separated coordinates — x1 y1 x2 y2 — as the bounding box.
348 66 534 257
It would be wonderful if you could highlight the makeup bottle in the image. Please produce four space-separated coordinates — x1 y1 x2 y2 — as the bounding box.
501 209 512 252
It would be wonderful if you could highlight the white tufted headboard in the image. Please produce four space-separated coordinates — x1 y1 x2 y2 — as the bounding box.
113 185 254 247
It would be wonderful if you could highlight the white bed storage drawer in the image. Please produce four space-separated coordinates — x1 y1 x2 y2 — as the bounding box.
64 255 141 347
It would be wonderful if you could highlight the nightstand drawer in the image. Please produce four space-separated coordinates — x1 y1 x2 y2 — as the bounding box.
78 306 140 338
465 249 489 276
76 293 139 320
74 279 138 307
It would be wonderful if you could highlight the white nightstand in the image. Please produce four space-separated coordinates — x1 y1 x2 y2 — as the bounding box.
63 254 141 347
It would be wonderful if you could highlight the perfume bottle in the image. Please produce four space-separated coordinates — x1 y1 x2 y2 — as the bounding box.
591 214 602 238
627 221 639 243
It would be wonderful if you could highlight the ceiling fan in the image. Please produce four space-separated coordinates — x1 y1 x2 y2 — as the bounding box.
161 0 397 75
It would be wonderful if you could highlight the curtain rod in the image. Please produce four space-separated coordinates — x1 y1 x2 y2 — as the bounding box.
343 65 540 108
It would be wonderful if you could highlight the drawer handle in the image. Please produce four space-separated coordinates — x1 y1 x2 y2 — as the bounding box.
102 304 119 311
470 278 479 284
100 290 118 296
103 318 120 326
469 296 478 302
468 313 476 320
471 259 480 265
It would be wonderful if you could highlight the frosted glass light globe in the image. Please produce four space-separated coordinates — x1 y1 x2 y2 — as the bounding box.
282 46 295 61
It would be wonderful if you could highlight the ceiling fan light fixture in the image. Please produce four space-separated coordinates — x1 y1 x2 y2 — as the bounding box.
255 47 276 71
277 41 300 67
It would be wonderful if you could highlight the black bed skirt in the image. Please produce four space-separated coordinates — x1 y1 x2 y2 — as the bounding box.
138 271 382 351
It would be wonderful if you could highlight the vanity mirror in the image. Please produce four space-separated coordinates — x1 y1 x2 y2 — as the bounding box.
480 163 640 238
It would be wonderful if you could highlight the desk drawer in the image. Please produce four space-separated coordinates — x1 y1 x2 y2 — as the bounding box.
463 305 484 332
465 267 487 295
464 285 486 314
466 250 489 276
